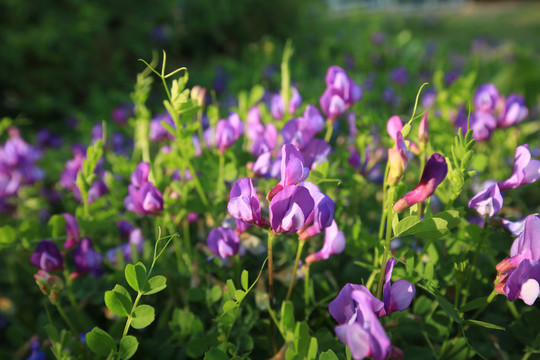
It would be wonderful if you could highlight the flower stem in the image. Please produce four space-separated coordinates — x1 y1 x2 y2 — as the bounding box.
376 186 395 299
304 264 311 311
461 215 489 308
286 238 305 301
56 303 87 360
123 291 143 337
267 231 277 354
324 118 334 143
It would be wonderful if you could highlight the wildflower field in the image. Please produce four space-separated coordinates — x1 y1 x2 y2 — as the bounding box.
2 1 540 359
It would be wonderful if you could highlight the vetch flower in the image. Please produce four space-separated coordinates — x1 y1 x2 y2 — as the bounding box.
298 182 335 240
386 116 403 142
498 94 528 128
62 213 80 250
387 132 408 186
329 283 384 325
267 144 310 200
455 109 497 142
498 144 540 191
270 185 314 234
207 227 240 259
393 153 448 212
380 258 416 317
228 177 268 227
305 220 345 264
72 238 103 277
130 162 150 188
319 87 347 121
301 139 332 170
124 182 164 215
468 182 503 217
289 86 302 114
418 112 429 145
30 240 64 272
474 83 499 113
271 94 284 120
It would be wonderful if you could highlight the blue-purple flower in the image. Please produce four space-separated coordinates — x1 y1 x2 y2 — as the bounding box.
498 144 540 191
305 220 345 264
30 240 64 272
468 182 503 217
298 182 335 240
380 258 416 317
498 94 528 128
267 144 310 200
228 177 269 228
474 83 499 113
207 227 240 259
270 185 314 234
72 238 103 278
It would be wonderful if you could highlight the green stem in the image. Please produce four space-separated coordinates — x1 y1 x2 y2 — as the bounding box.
123 292 143 337
377 163 391 241
304 265 311 311
376 186 395 299
56 303 87 360
324 119 334 143
267 231 277 354
286 238 305 301
461 215 489 308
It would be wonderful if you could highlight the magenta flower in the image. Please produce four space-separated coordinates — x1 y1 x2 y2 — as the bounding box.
149 112 175 142
216 119 236 153
130 162 150 188
124 182 164 215
418 112 429 144
270 185 314 234
271 94 284 120
387 132 409 186
62 213 80 250
498 144 540 191
72 238 103 277
207 227 240 259
305 220 345 264
30 240 64 272
301 139 332 170
319 87 347 121
474 83 499 113
468 182 503 217
386 116 403 142
228 177 268 227
455 109 497 141
393 153 448 212
498 94 528 128
380 258 416 317
267 144 310 200
298 182 335 240
289 86 302 114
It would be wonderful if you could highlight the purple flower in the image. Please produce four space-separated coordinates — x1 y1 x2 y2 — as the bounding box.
131 162 150 187
270 185 314 234
498 94 528 128
305 220 345 263
468 182 503 217
251 124 278 156
386 116 403 142
498 144 540 191
389 67 409 86
282 105 325 150
474 83 499 113
393 153 448 212
387 132 408 186
62 213 80 250
271 94 285 120
26 336 46 360
207 227 240 259
298 182 335 240
149 113 175 142
112 104 134 125
36 129 62 149
329 283 383 324
289 86 302 114
72 238 103 277
30 240 64 272
502 216 528 236
421 89 437 109
107 226 144 265
324 66 362 105
216 119 236 153
455 109 497 141
418 112 429 144
319 87 347 121
380 258 416 317
235 218 251 234
125 182 164 215
301 139 331 170
267 144 310 200
228 177 268 227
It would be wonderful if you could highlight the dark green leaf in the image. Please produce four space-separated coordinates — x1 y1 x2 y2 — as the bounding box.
204 347 229 360
436 295 462 324
464 320 505 331
131 304 155 329
395 210 461 239
119 336 139 360
319 350 339 360
461 297 488 313
86 327 116 357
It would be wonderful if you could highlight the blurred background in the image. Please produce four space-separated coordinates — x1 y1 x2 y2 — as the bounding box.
1 0 540 130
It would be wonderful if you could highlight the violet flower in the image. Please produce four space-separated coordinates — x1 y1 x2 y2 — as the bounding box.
228 177 268 227
267 144 310 200
270 185 314 234
302 139 332 170
498 94 528 128
319 87 347 121
329 283 384 324
62 213 80 250
305 220 345 264
418 112 429 145
389 66 409 86
324 66 362 106
474 83 499 113
298 182 335 240
393 153 448 212
131 162 150 188
468 182 503 217
207 227 240 259
387 132 408 186
72 238 103 277
380 258 416 317
251 123 278 156
216 119 236 153
125 182 163 215
282 105 325 149
106 226 144 264
271 94 284 120
498 144 540 191
289 86 302 114
149 112 175 142
455 109 497 142
30 240 64 272
386 116 403 142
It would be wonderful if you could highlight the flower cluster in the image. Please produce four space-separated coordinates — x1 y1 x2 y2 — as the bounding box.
319 66 362 121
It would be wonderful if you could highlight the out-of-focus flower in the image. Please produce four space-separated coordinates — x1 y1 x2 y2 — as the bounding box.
62 213 80 250
498 144 540 191
390 66 409 86
455 109 497 142
474 83 499 113
289 86 302 115
298 182 335 240
498 94 528 128
320 66 362 121
271 94 284 120
26 336 47 360
112 104 134 125
393 153 448 212
72 238 103 277
30 241 63 272
387 132 408 186
305 220 345 264
302 139 332 169
386 116 403 142
207 227 240 259
150 112 175 142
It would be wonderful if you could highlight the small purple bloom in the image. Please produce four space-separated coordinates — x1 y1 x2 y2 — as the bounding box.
468 182 503 217
325 66 362 105
149 113 175 142
389 66 409 86
62 213 80 250
72 238 103 277
386 115 403 142
498 94 528 128
455 109 497 141
498 144 540 191
319 87 347 121
393 153 448 212
381 258 416 317
329 283 383 324
207 227 240 259
298 182 335 239
131 162 150 188
112 104 134 125
305 220 345 264
91 124 103 143
251 123 278 156
267 144 310 200
271 94 285 120
474 83 499 113
30 240 63 272
422 89 437 109
125 182 164 215
270 185 314 234
289 86 302 115
216 119 236 153
228 177 268 227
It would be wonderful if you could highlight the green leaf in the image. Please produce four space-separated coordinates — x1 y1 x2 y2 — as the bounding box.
307 337 318 360
125 262 147 292
47 215 66 239
294 322 311 356
204 347 229 360
131 304 155 329
207 285 222 304
222 300 237 313
86 327 116 357
105 285 132 317
395 210 461 239
461 297 488 313
424 262 434 281
464 320 505 331
241 270 249 291
119 336 139 360
226 279 236 299
0 226 16 246
143 275 167 295
281 301 295 334
319 350 339 360
393 216 421 237
401 123 411 138
234 289 246 302
436 294 462 324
